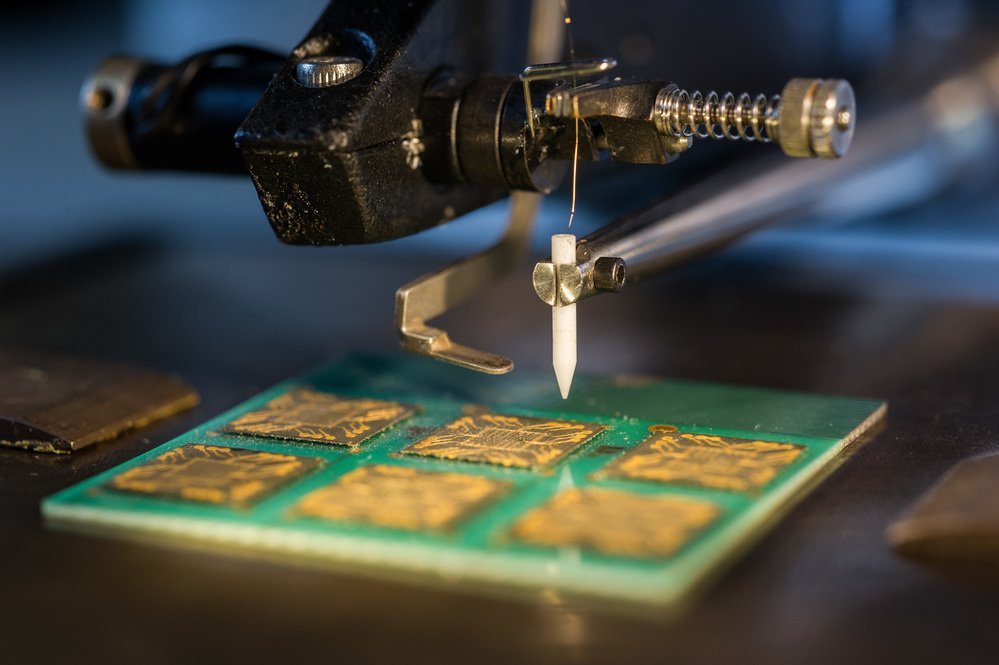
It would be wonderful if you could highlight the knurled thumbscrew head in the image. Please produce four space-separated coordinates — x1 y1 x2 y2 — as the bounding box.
778 78 855 159
655 77 856 159
294 56 364 88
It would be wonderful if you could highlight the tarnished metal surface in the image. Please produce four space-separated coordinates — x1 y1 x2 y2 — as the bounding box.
294 464 512 531
226 389 413 447
510 487 720 559
888 452 999 576
0 352 198 454
109 443 322 507
401 412 604 469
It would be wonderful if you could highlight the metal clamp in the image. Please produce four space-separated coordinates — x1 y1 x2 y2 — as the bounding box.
395 192 540 374
519 57 617 137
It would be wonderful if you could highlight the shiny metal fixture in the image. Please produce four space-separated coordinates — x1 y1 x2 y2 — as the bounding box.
533 49 999 312
393 0 564 375
654 78 856 159
396 193 539 375
519 57 617 136
81 55 146 170
294 56 364 88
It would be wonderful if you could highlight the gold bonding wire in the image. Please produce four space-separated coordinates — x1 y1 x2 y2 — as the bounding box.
560 0 579 229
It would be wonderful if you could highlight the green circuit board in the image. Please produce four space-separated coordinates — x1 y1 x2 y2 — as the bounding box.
42 354 885 611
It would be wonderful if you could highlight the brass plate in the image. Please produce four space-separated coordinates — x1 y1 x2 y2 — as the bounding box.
0 352 198 454
226 388 412 447
294 464 510 531
108 443 323 508
887 452 999 576
601 429 805 492
510 487 720 558
401 414 604 469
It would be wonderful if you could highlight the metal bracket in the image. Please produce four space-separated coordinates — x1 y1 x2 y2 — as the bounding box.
519 57 616 137
395 192 540 374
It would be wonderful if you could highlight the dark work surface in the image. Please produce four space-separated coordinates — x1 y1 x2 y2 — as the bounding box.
3 205 999 663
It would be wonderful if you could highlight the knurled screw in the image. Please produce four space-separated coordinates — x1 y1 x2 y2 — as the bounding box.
294 56 364 88
654 78 856 159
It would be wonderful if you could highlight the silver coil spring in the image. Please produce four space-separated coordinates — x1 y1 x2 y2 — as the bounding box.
655 87 781 142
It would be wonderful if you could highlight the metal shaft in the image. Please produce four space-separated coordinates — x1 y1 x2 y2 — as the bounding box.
572 49 999 295
654 78 856 159
82 47 283 173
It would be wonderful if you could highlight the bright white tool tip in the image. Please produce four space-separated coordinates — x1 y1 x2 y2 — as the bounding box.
552 234 577 399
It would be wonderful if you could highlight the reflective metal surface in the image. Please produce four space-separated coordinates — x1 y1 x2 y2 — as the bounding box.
555 48 999 305
395 191 539 374
293 55 364 87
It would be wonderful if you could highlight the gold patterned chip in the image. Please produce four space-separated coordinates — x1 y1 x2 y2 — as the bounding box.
294 464 509 531
108 444 322 508
400 414 603 469
510 487 719 558
602 429 805 492
226 388 412 447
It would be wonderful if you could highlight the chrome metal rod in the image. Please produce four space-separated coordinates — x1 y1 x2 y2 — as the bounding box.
576 49 999 292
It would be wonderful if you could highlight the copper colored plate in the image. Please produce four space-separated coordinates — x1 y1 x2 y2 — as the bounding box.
888 452 999 577
600 429 805 493
510 487 721 559
401 413 604 469
226 388 412 447
0 352 198 454
109 443 323 508
294 464 510 531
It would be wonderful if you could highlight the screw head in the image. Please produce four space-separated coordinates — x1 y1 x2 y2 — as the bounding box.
810 79 855 159
778 78 856 159
593 257 626 292
294 56 364 88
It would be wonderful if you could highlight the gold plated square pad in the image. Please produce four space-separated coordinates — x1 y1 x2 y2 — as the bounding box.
401 413 604 469
226 388 412 447
602 429 805 492
293 464 510 531
510 487 720 558
108 444 323 507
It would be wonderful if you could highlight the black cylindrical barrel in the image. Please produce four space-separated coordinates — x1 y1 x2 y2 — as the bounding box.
82 48 283 174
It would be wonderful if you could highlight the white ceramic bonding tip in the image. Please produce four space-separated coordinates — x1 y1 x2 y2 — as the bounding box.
552 234 577 399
